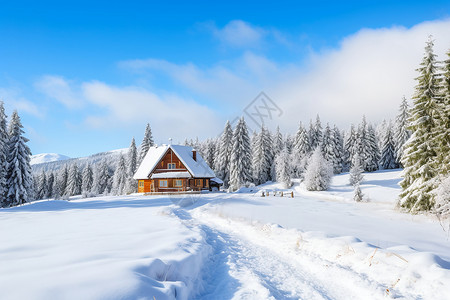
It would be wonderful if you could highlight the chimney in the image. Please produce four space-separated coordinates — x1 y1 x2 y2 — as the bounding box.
192 149 197 161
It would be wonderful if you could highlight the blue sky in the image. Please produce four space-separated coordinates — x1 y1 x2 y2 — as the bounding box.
1 1 449 157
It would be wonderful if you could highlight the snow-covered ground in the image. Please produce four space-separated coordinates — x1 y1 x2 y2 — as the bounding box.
1 169 450 299
30 153 71 165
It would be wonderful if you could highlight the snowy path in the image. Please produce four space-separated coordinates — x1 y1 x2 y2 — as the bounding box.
171 207 397 300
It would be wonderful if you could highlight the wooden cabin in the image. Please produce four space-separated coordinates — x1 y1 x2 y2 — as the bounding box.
133 144 220 193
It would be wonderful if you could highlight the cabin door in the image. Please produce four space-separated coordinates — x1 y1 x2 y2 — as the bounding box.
151 182 155 192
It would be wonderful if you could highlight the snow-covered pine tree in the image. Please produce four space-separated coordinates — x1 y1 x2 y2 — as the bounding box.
82 163 94 194
215 121 233 188
304 147 333 191
353 184 364 202
433 49 450 178
349 153 364 187
355 116 369 171
273 126 284 157
37 171 48 200
66 164 82 196
275 146 292 188
379 122 397 169
59 166 69 197
284 134 294 154
343 124 357 170
332 125 344 174
92 160 110 195
400 38 442 212
204 138 216 169
138 123 154 164
0 101 7 206
366 124 380 172
394 97 411 167
229 117 252 191
321 123 333 159
5 111 33 206
46 172 54 199
124 137 138 194
291 123 307 178
53 173 61 200
271 126 285 181
112 155 127 195
309 115 323 150
435 175 450 219
252 126 273 185
376 120 388 150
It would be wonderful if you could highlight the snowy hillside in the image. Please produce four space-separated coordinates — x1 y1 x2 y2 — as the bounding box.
1 169 450 299
31 148 128 172
30 153 71 165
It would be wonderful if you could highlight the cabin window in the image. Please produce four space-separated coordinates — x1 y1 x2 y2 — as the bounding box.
175 179 183 187
168 163 176 169
195 179 203 186
139 181 144 187
159 180 168 187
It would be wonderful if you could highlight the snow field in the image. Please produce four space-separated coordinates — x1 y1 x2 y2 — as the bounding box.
191 206 450 299
0 196 211 300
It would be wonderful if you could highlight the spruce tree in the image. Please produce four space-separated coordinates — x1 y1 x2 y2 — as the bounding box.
0 101 8 206
5 111 33 206
59 166 69 197
353 184 364 202
82 163 94 194
138 123 154 164
304 147 333 191
275 146 292 188
309 115 323 150
433 49 450 178
400 38 442 212
66 164 82 196
53 173 61 200
252 126 273 185
229 117 252 191
332 125 344 174
321 123 333 160
46 172 54 199
92 160 109 195
344 124 357 170
366 124 380 172
37 171 48 200
272 126 284 157
204 138 216 169
125 137 138 194
215 121 233 188
394 97 411 166
112 155 127 195
349 153 364 187
379 122 397 169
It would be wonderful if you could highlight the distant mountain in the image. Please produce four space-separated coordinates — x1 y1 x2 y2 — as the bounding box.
31 153 71 165
31 148 128 173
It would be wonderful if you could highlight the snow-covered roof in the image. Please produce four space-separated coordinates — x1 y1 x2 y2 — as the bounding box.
210 177 224 185
133 144 216 180
151 171 191 179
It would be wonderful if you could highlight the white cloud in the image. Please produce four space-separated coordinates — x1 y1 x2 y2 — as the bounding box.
274 19 450 130
0 87 45 118
81 81 223 141
212 20 265 48
35 75 83 109
122 18 450 133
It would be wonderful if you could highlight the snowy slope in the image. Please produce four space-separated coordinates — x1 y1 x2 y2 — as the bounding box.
1 169 450 299
0 196 210 300
30 153 71 165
